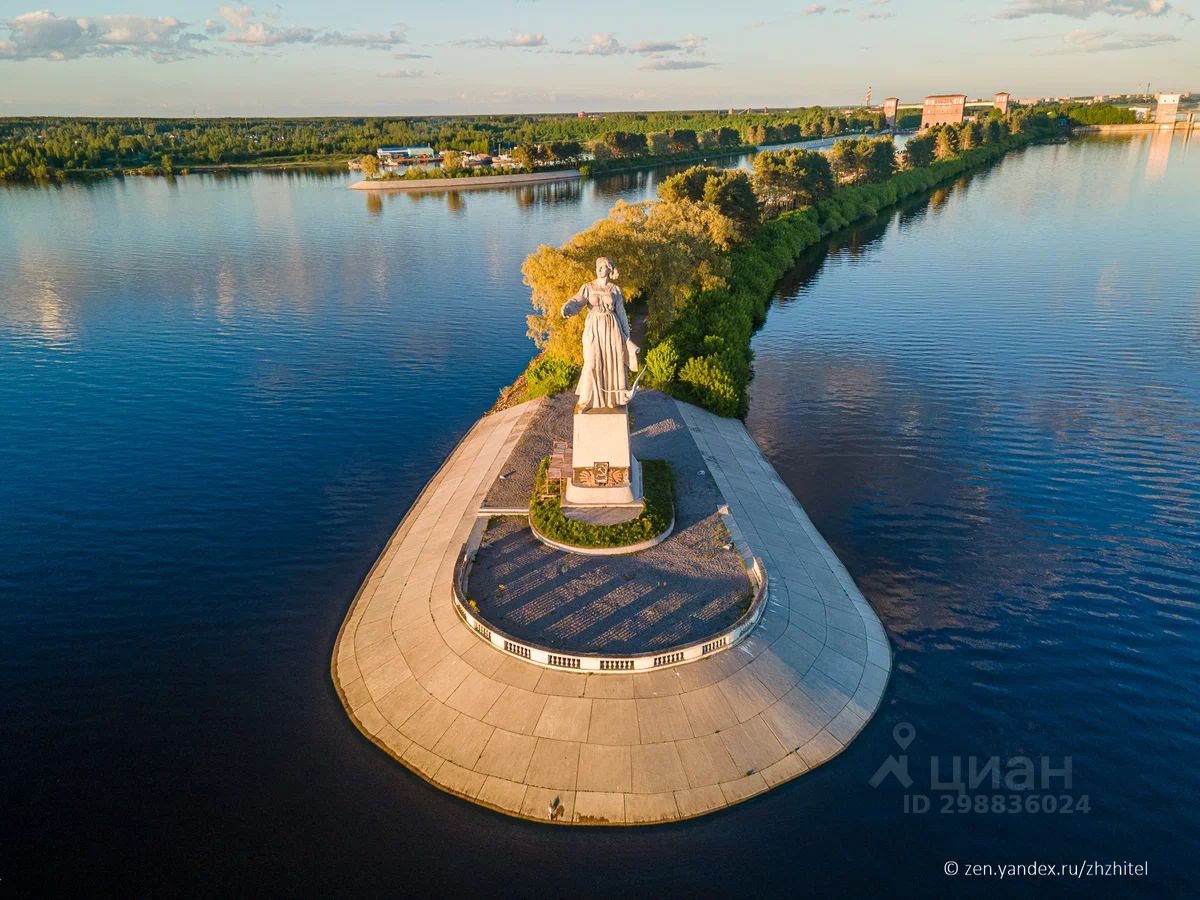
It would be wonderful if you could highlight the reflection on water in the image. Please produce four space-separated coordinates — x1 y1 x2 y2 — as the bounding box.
747 132 1200 893
0 134 1197 896
1146 128 1173 181
0 248 79 347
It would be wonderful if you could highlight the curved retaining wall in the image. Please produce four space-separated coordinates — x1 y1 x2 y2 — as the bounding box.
527 511 675 557
454 516 767 673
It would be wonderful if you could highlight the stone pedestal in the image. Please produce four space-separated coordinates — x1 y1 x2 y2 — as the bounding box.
564 405 642 507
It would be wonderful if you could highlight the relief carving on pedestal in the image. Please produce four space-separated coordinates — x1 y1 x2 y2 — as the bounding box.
573 463 629 488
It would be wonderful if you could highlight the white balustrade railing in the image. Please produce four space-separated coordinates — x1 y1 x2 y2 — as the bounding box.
450 520 768 674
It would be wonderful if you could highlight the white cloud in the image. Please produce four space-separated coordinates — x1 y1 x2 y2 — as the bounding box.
507 31 545 47
0 9 206 61
217 7 408 49
377 68 422 78
454 31 546 49
628 33 706 54
0 7 410 62
1035 26 1180 48
996 0 1173 19
629 39 678 53
639 58 716 70
803 5 829 13
579 31 622 55
580 31 710 69
218 5 252 31
861 10 895 18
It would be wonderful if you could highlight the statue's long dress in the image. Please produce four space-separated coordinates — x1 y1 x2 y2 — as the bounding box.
562 283 630 409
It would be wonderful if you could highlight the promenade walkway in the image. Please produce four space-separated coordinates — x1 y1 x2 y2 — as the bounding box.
332 395 891 824
348 169 582 191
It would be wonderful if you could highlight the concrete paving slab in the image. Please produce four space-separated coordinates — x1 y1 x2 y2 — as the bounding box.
574 791 625 825
630 742 691 794
482 685 548 736
475 729 537 782
576 743 632 793
588 698 641 746
533 695 593 743
525 738 581 791
624 791 680 824
680 684 740 736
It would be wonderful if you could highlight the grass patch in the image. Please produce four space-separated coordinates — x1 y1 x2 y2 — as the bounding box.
531 458 673 549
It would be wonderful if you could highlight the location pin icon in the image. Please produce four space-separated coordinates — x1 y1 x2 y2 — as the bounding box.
894 722 915 750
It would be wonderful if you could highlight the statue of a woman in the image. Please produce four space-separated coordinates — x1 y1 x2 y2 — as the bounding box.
560 257 639 410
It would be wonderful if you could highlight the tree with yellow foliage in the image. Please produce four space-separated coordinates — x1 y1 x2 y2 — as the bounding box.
523 198 734 363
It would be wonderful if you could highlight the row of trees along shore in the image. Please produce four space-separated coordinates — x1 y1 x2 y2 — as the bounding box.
1 106 882 182
514 108 1064 417
0 101 1142 182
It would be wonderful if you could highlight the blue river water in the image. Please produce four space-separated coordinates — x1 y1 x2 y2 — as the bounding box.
0 133 1197 896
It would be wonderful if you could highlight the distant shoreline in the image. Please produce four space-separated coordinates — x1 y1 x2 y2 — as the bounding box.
349 169 582 191
1072 122 1197 133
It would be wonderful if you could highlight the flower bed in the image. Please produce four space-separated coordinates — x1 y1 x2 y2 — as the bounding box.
530 458 673 549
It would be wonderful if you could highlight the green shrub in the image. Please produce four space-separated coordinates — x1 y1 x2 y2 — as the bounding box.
644 340 680 386
530 458 674 548
523 354 579 399
677 355 743 417
583 145 754 177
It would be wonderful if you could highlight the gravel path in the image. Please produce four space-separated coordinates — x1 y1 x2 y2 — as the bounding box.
482 392 574 510
469 390 751 653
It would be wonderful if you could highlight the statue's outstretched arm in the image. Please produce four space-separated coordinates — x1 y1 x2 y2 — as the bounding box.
560 285 588 318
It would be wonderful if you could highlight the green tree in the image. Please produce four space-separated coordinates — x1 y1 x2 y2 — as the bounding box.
595 131 648 159
523 198 731 355
829 137 894 184
657 165 716 205
702 170 760 235
933 126 959 160
441 150 464 172
668 129 699 153
546 140 582 161
716 127 741 147
647 131 671 156
958 121 982 150
902 132 935 169
863 138 896 181
829 139 863 183
359 154 380 177
751 148 833 212
511 145 534 169
658 166 759 238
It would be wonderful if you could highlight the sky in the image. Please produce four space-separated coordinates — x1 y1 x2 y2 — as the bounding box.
0 0 1196 116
